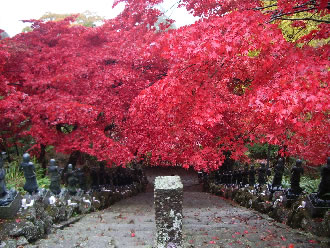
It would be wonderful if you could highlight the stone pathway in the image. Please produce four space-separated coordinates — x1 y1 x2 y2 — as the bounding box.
29 168 329 248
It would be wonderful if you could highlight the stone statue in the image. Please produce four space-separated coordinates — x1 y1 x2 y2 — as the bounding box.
228 171 233 184
242 164 249 185
20 153 39 194
0 152 7 197
257 163 267 185
237 170 243 186
249 165 256 186
232 170 238 185
290 159 304 194
215 170 221 184
48 159 61 195
317 157 330 200
66 164 78 195
76 168 87 192
272 158 285 188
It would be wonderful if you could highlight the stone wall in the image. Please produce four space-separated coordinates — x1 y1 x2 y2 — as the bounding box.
0 181 147 247
206 182 330 238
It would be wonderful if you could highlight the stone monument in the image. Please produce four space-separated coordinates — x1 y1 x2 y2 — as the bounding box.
232 170 238 185
0 152 22 219
237 169 243 186
272 158 285 189
154 176 183 248
290 159 304 194
20 153 39 194
306 157 330 217
66 164 78 195
257 163 267 186
317 157 330 200
76 168 88 192
249 165 256 186
48 159 61 195
242 164 249 186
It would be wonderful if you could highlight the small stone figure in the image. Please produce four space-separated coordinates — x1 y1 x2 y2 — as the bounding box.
290 159 304 194
215 170 221 184
227 171 232 185
258 163 267 186
48 159 61 195
76 168 88 192
237 170 243 186
90 168 99 188
232 170 238 185
0 152 7 197
272 158 285 188
317 157 330 200
249 165 256 186
66 164 78 195
242 164 249 186
0 152 17 206
20 153 39 194
98 164 106 186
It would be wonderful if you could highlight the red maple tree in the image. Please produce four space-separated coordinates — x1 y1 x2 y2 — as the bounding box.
0 0 328 170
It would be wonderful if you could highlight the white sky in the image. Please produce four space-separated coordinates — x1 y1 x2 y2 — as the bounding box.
0 0 198 37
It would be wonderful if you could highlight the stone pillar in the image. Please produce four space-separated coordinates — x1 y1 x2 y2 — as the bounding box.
154 176 183 248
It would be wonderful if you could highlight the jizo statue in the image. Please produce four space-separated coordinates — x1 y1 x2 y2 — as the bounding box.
20 153 39 194
48 159 61 195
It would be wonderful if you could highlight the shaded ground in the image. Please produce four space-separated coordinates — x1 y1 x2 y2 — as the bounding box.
30 167 329 248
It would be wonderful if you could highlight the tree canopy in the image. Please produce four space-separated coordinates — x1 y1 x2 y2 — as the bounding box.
0 0 329 171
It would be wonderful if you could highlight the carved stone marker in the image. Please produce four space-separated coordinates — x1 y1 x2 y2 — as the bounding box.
290 159 304 194
48 159 61 195
272 158 285 189
242 164 249 186
258 163 267 186
66 164 78 195
249 165 256 186
154 176 183 248
0 151 21 218
20 153 39 194
317 157 330 200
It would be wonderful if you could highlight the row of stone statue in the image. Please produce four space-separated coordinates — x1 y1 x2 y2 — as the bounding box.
215 157 330 200
1 152 146 203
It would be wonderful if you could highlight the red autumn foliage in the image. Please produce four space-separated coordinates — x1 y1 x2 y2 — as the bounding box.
0 0 328 171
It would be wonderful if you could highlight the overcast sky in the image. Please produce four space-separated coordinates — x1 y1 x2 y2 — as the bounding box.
0 0 197 37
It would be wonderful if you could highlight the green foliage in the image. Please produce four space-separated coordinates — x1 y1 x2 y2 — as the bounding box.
300 176 320 194
281 175 320 193
4 160 25 193
247 143 278 160
5 156 50 192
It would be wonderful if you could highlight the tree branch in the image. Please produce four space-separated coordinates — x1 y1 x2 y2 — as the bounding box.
276 17 330 23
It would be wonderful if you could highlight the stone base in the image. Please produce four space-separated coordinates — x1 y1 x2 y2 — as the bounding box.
306 193 330 218
0 192 22 219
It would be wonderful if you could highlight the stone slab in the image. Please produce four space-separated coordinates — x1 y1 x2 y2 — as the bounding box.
0 192 22 219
